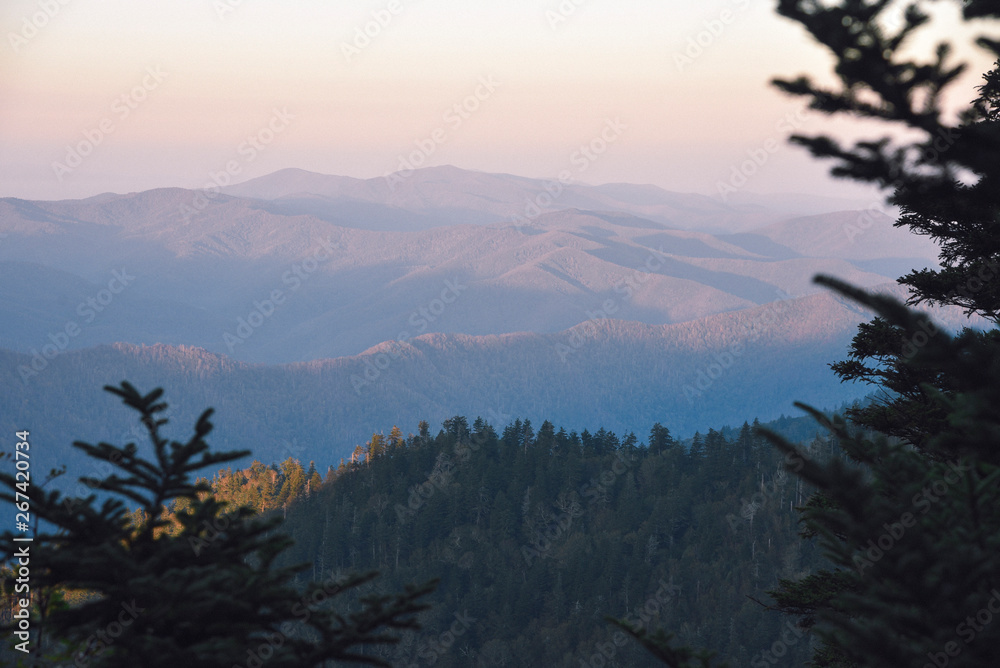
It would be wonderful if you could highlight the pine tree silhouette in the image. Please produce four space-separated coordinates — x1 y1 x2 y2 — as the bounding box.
0 382 435 667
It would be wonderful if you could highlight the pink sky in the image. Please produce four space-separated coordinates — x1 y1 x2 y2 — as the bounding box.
1 0 992 201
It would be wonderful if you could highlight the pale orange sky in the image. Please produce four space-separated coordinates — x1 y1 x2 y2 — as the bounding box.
0 0 993 201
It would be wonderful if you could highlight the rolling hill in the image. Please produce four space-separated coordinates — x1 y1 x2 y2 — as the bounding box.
0 168 939 363
5 282 975 479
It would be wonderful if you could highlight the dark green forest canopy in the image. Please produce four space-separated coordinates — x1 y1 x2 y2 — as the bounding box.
1 399 844 667
257 415 843 667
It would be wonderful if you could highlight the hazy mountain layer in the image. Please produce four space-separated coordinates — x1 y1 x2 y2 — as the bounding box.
220 165 879 233
0 168 938 363
2 287 899 477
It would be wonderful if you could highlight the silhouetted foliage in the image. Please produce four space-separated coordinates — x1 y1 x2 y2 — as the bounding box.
0 382 434 667
624 2 1000 666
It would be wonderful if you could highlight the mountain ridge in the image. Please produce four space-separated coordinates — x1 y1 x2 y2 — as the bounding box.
0 168 938 363
6 281 980 473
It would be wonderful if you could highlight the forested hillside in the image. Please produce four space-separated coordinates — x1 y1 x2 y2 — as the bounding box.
196 416 846 667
